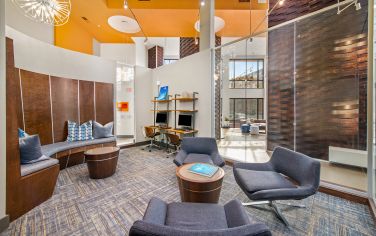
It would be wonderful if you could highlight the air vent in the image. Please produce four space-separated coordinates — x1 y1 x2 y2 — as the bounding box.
239 0 250 2
81 16 90 23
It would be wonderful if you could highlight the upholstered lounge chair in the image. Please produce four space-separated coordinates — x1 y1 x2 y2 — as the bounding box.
233 146 321 226
129 197 271 236
173 137 225 167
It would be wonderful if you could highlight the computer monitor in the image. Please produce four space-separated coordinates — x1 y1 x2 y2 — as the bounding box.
156 112 167 124
178 114 192 128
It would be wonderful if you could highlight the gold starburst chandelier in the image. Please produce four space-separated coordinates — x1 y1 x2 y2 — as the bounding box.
12 0 71 26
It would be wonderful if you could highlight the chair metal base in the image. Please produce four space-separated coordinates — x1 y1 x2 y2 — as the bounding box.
142 140 161 152
242 200 306 227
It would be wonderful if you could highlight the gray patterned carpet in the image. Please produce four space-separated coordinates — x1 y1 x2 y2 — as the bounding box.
2 147 376 235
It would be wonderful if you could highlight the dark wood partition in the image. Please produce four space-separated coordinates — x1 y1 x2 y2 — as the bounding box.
79 80 95 123
6 39 60 221
6 38 115 220
6 38 22 221
51 76 79 142
95 82 114 125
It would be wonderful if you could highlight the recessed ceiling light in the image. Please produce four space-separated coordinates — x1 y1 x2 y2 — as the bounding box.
108 15 141 33
194 16 225 33
97 24 101 28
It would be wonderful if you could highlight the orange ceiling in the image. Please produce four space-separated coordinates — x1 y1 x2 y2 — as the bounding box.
106 0 268 10
63 0 268 43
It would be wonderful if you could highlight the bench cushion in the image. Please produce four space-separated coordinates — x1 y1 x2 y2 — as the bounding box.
41 137 116 157
21 158 59 177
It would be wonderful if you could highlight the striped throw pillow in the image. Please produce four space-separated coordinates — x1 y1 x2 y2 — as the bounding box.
67 120 94 142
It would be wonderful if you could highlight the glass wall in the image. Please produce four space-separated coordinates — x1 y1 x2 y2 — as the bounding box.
215 2 369 191
215 36 268 163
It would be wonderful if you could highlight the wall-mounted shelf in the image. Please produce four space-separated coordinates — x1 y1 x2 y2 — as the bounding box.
172 98 198 102
174 110 198 113
150 110 171 112
151 100 172 103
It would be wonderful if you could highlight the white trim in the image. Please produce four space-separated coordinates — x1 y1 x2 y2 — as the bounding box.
94 82 97 121
49 75 54 143
78 80 80 123
18 69 26 131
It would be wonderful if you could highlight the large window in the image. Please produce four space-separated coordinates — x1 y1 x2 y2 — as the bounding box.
229 59 264 89
228 98 264 128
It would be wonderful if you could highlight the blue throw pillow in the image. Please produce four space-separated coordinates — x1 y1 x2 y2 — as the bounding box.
18 128 28 138
67 120 94 142
19 135 44 164
93 121 114 139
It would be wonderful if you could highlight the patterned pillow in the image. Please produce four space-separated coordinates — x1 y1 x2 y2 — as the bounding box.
67 120 94 142
18 128 29 138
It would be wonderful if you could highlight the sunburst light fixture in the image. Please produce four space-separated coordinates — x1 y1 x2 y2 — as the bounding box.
12 0 71 26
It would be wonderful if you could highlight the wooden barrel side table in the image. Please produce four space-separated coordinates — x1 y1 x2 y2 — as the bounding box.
176 163 225 203
84 147 120 179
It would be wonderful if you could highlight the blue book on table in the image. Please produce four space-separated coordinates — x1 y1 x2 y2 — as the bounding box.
188 163 219 178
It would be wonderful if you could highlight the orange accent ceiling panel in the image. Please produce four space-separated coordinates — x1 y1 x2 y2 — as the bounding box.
106 0 268 10
55 18 94 55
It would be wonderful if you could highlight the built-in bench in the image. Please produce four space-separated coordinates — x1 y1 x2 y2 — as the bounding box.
42 137 117 170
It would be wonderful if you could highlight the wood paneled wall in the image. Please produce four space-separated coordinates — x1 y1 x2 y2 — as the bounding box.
267 25 295 151
267 0 368 160
148 46 164 69
16 71 114 145
268 0 337 27
51 77 79 143
180 36 221 59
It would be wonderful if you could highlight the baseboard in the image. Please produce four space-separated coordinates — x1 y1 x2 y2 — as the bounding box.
119 141 149 149
116 135 134 138
368 198 376 222
319 181 368 205
0 215 9 233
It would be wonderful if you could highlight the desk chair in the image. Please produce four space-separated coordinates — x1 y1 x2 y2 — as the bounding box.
233 147 320 226
142 126 161 152
166 133 181 158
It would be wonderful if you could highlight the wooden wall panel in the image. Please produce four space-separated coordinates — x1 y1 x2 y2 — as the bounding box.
95 82 114 125
51 76 79 142
294 5 368 160
79 80 95 123
267 25 295 151
6 38 22 219
148 46 164 69
20 70 53 145
180 36 221 59
267 0 368 160
268 0 336 27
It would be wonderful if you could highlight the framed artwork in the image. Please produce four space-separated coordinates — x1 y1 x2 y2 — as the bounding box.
117 102 129 112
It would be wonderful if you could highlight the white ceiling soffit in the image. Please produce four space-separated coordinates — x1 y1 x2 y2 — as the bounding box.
108 15 141 33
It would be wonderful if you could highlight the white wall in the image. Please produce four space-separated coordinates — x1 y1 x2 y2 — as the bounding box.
152 50 212 137
134 66 153 142
0 0 7 225
132 37 147 67
100 43 135 65
5 0 54 44
6 27 116 84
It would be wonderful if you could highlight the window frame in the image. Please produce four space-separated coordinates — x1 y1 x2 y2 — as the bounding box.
228 59 264 89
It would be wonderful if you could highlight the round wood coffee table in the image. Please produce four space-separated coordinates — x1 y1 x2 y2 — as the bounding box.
84 147 120 179
176 163 225 203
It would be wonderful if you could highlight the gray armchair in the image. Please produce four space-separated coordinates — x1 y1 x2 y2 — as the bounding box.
174 137 225 167
233 146 320 226
129 197 271 236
